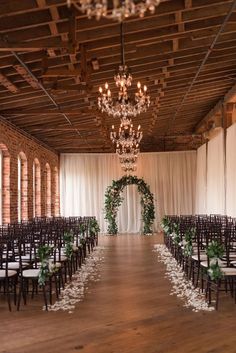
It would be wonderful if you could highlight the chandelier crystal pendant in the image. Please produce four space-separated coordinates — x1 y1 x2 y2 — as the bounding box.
67 0 161 22
98 22 150 118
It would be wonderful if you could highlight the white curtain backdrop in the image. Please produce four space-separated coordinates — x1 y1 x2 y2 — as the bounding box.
195 144 207 214
226 123 236 217
206 129 225 215
60 151 196 233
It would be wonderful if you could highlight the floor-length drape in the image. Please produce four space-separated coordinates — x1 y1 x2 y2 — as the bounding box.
60 151 196 233
206 129 225 215
195 144 207 214
226 123 236 217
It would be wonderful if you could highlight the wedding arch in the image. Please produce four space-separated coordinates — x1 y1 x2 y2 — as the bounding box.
104 175 155 235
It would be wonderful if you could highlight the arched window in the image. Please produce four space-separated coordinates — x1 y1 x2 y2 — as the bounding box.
18 152 28 222
33 158 41 218
0 143 10 224
45 163 51 217
53 166 60 216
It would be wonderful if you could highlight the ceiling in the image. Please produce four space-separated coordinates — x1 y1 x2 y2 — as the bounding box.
1 0 236 153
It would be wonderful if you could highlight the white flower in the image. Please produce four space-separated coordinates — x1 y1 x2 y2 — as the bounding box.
209 258 217 266
45 247 105 313
153 244 214 312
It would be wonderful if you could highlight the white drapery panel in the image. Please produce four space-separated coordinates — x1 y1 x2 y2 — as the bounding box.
195 144 207 214
226 123 236 217
60 151 196 233
206 129 225 215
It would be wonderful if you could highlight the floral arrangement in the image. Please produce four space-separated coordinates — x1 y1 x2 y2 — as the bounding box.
206 240 224 281
38 245 53 286
172 222 180 245
64 232 75 259
160 216 171 235
104 175 155 235
89 218 100 237
79 224 87 245
183 227 196 256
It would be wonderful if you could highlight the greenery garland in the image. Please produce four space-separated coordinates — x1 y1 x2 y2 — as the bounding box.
104 175 155 235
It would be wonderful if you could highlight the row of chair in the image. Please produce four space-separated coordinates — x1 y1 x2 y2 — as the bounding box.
162 214 236 309
0 216 99 311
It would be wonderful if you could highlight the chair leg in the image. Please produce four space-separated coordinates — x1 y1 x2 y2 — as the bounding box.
215 281 220 310
43 285 48 311
6 279 12 312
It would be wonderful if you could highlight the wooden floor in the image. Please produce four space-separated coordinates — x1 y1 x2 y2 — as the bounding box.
1 234 236 353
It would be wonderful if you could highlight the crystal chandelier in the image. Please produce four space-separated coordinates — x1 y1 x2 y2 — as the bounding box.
110 117 142 149
117 145 139 172
110 117 142 172
120 155 138 172
67 0 161 22
98 22 150 118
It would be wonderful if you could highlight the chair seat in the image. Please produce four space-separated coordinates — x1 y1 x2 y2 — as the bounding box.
201 260 227 268
2 262 29 270
15 254 34 262
34 262 62 269
222 254 236 260
50 255 67 262
222 267 236 276
0 269 17 278
192 254 208 261
22 269 40 278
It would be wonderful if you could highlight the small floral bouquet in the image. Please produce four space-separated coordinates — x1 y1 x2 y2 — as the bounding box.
160 216 171 235
64 231 74 259
183 227 196 257
206 240 224 280
38 245 53 286
89 219 100 237
172 222 180 245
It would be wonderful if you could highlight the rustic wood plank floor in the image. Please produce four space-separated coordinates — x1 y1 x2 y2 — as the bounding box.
1 234 236 353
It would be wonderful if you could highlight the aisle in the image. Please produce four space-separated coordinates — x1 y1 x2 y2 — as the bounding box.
1 234 236 353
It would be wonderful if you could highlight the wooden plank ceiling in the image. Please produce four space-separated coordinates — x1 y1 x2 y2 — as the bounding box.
1 0 236 152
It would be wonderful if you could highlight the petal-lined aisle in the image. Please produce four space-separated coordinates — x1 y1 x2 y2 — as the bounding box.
1 234 236 353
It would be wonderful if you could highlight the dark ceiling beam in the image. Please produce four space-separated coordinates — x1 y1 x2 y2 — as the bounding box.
164 0 236 135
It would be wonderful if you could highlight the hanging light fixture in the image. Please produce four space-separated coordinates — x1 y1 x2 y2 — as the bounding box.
110 117 142 172
117 145 139 172
98 22 150 118
110 118 142 149
67 0 161 22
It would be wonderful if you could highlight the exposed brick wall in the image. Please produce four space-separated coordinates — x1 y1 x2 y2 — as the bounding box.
0 121 60 224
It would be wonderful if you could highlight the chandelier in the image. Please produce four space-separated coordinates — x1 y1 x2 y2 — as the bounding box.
67 0 161 22
110 117 142 172
120 154 138 172
110 117 142 149
98 22 150 118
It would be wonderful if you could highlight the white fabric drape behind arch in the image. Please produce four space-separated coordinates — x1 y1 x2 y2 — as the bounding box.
60 151 196 233
195 143 207 214
226 123 236 217
206 129 225 215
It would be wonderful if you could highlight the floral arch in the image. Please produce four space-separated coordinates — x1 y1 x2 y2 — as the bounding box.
104 175 155 235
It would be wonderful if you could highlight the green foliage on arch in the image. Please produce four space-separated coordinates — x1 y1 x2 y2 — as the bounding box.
104 175 155 235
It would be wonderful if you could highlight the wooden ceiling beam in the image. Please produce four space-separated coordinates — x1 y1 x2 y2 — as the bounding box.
0 73 18 93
